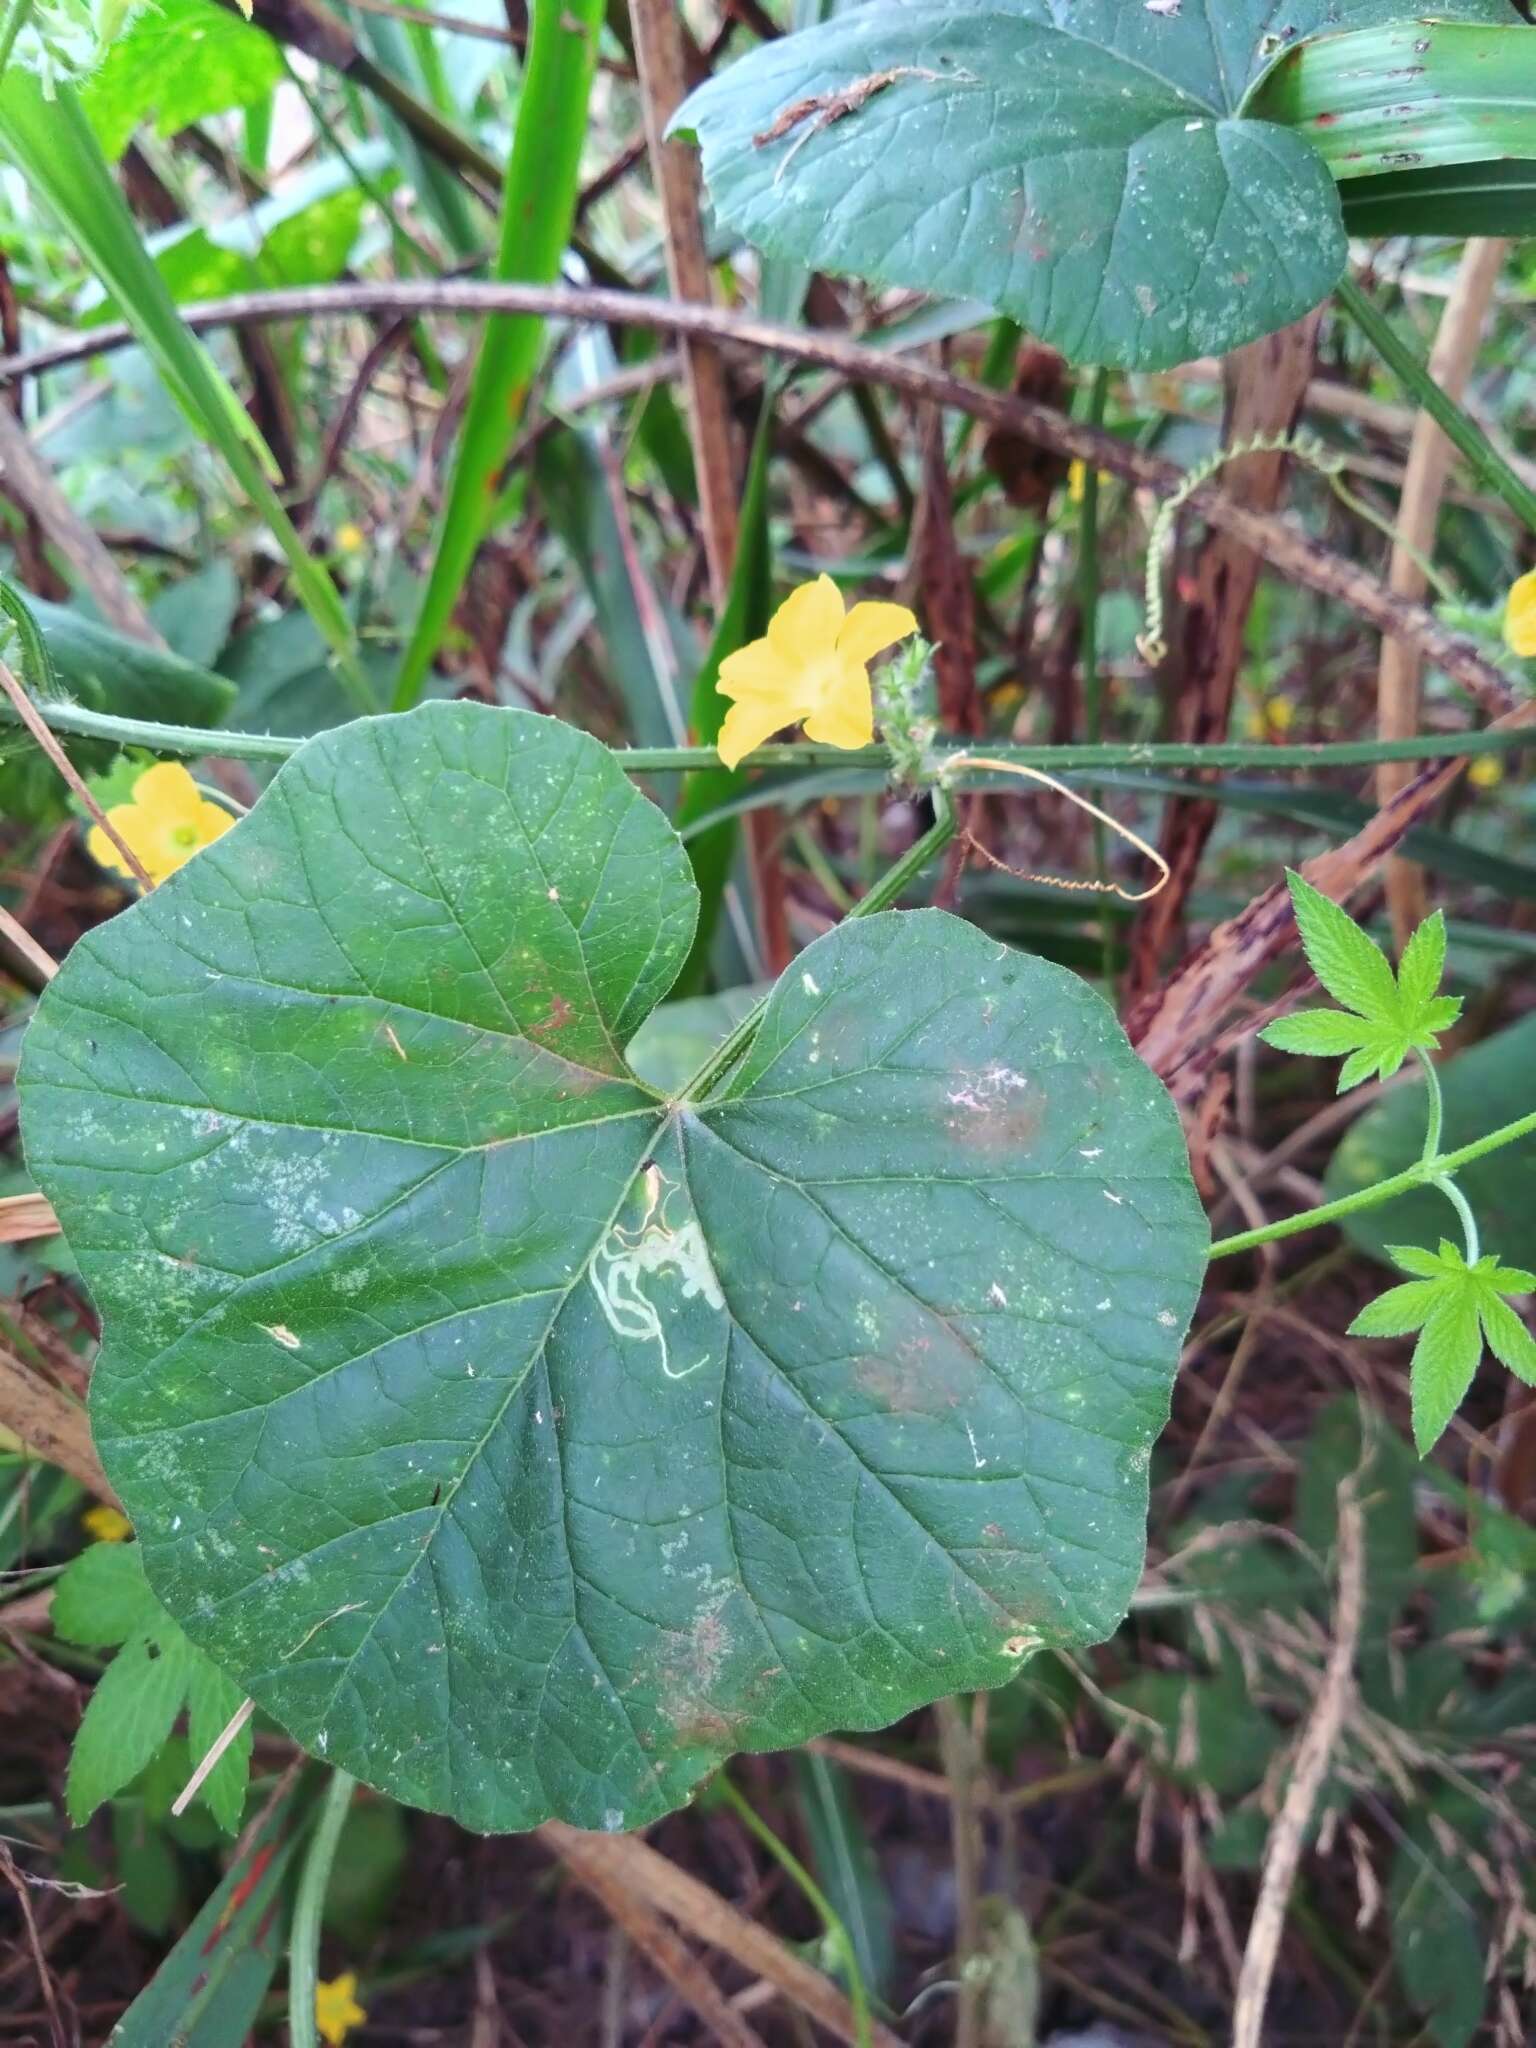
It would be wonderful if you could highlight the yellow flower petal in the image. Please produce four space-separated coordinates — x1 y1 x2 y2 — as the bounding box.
1505 569 1536 658
836 601 918 668
801 656 874 752
316 1971 367 2047
86 770 234 889
83 1504 132 1543
194 801 236 848
717 638 802 709
1469 753 1504 789
718 695 799 772
766 574 845 667
131 761 207 826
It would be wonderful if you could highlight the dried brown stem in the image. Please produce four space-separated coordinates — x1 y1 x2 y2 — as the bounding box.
0 405 163 647
538 1822 904 2048
0 1342 119 1506
545 1827 768 2048
1376 237 1508 944
0 280 1513 711
0 657 153 890
1232 1481 1365 2048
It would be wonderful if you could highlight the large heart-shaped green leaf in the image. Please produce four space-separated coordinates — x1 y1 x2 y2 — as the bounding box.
673 0 1510 369
20 704 1206 1833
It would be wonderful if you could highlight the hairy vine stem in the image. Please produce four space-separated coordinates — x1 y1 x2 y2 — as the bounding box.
4 693 1530 775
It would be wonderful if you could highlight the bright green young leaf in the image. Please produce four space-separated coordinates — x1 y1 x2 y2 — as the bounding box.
1260 875 1462 1091
1348 1243 1536 1456
81 0 283 162
52 1542 252 1830
672 0 1508 370
1326 1015 1536 1268
20 703 1206 1834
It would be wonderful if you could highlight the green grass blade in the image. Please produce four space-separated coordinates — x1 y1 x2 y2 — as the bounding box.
392 0 604 710
672 387 778 993
0 74 372 711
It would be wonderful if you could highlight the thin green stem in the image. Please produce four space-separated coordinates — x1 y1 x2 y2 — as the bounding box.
1208 1108 1536 1261
1413 1051 1479 1259
715 1776 873 2048
681 796 958 1105
0 0 34 77
393 0 604 708
1433 1174 1480 1266
1337 271 1536 538
287 1769 356 2048
6 696 1532 775
1416 1050 1445 1167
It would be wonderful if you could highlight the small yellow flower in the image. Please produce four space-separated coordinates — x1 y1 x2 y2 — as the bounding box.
1469 753 1505 790
716 575 917 771
335 522 365 556
82 1505 132 1543
87 763 234 890
315 1972 367 2047
1255 694 1296 738
1505 570 1536 657
1067 461 1112 505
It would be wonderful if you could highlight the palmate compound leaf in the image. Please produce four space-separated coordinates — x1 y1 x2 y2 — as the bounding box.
19 704 1207 1833
672 0 1509 371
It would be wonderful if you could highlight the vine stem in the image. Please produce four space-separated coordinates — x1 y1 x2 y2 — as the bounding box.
4 695 1531 774
1208 1108 1536 1262
714 1776 874 2048
287 1769 356 2048
1336 271 1536 537
1415 1053 1479 1263
680 795 957 1104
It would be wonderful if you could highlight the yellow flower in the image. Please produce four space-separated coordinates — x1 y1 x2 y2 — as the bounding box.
1067 461 1112 505
716 575 918 771
82 1505 132 1543
1243 692 1296 740
1469 753 1505 790
1505 569 1536 657
87 763 235 890
315 1972 367 2047
335 522 365 555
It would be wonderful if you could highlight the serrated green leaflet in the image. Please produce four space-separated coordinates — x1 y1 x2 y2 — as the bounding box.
20 703 1206 1833
52 1543 251 1830
1260 875 1461 1092
672 0 1508 370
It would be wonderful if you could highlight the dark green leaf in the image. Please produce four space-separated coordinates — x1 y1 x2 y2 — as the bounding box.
674 0 1506 370
21 702 1207 1833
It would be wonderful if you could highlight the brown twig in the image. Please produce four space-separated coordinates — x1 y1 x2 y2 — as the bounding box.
1376 237 1508 945
0 405 164 647
0 657 153 890
0 280 1514 711
0 1839 68 2048
537 1822 904 2048
0 903 57 986
1129 692 1536 1098
547 1827 768 2048
0 1342 119 1505
1232 1479 1366 2048
0 1191 61 1242
935 1697 987 2048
